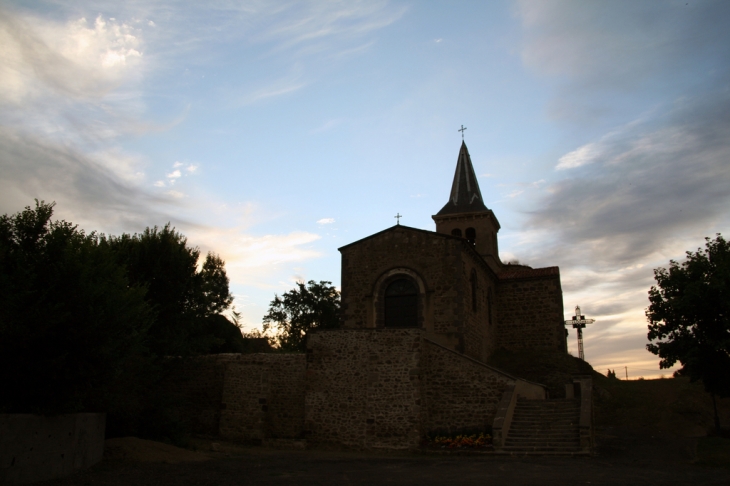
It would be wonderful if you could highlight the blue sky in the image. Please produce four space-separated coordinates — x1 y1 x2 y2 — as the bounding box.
2 0 729 378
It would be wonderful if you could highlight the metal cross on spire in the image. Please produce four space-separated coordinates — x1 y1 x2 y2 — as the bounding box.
564 305 596 361
458 125 467 140
394 213 402 225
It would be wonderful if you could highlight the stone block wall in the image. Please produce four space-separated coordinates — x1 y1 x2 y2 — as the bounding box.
171 356 227 435
171 354 305 441
422 340 513 434
305 329 423 450
495 271 566 352
219 354 306 441
459 253 498 363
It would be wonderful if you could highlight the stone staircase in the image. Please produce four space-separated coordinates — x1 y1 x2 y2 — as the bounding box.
502 398 584 454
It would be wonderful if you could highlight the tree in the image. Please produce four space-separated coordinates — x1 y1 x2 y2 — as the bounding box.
107 224 234 356
0 201 152 414
262 280 341 352
646 234 730 433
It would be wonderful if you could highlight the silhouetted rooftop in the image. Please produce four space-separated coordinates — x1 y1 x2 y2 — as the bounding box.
436 141 489 216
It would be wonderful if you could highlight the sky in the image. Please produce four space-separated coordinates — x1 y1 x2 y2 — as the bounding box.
2 0 729 379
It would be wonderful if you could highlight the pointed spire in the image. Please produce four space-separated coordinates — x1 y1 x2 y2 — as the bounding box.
436 141 488 216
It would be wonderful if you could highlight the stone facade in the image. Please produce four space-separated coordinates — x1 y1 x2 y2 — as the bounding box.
219 354 305 440
495 267 566 352
422 340 514 434
173 354 305 441
339 226 500 363
339 224 566 360
173 329 546 450
305 329 423 449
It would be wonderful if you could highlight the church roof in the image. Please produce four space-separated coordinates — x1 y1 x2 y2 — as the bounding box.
436 141 489 216
499 266 560 280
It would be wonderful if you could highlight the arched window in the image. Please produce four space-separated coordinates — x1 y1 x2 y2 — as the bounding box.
384 278 418 328
465 227 476 246
451 228 462 237
470 269 477 313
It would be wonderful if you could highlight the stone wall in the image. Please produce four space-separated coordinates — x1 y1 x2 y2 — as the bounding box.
172 354 306 441
219 354 306 441
422 340 513 434
0 413 105 484
305 329 423 450
459 254 498 363
170 357 227 435
495 270 566 352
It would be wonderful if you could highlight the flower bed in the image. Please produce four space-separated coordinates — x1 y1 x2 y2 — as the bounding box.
421 432 493 451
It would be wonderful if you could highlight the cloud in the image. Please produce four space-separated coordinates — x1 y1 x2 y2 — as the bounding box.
0 126 173 232
317 218 335 225
0 9 143 105
258 1 406 55
556 142 600 170
189 227 322 285
517 1 730 90
166 170 181 179
531 92 730 270
517 1 730 121
513 1 730 374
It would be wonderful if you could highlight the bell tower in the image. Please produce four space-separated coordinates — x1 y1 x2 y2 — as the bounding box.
432 142 502 272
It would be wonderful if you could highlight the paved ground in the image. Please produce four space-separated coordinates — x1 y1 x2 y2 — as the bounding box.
37 429 730 486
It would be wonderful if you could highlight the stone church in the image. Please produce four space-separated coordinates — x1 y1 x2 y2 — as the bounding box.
176 142 591 453
337 140 567 360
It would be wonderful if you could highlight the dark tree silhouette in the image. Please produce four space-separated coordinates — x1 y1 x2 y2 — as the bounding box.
646 234 730 433
107 224 234 356
263 280 341 352
0 201 152 414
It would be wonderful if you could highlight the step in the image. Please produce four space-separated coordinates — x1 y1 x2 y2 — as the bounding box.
502 398 584 455
501 447 583 454
511 421 578 426
508 432 579 439
506 437 580 443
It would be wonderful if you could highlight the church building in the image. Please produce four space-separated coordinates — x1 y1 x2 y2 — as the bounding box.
176 142 589 453
337 141 567 361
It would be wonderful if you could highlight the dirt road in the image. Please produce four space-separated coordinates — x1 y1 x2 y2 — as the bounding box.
37 430 729 486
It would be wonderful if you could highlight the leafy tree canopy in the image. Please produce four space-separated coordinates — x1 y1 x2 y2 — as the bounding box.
646 234 730 430
263 280 341 352
0 201 152 413
106 224 234 356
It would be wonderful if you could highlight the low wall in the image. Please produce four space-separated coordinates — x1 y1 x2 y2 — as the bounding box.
171 357 227 435
305 329 423 450
219 354 306 441
422 340 515 434
0 413 105 484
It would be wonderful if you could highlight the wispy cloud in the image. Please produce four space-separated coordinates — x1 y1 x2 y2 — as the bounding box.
0 3 338 329
317 218 335 225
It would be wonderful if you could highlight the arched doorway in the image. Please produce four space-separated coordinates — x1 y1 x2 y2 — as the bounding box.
384 278 418 328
